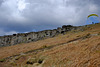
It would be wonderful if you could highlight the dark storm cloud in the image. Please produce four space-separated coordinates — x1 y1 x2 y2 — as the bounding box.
0 0 100 36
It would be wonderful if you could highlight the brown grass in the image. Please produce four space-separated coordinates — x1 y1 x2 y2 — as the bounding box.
0 23 100 67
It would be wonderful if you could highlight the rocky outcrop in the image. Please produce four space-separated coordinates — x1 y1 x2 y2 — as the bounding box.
0 25 81 47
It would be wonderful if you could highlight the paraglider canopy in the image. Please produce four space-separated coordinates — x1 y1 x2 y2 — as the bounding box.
87 14 99 25
87 14 99 18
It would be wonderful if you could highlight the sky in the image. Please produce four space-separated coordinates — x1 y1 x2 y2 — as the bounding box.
0 0 100 36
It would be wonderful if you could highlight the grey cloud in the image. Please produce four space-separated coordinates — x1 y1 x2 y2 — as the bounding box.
92 0 100 5
0 0 3 5
0 0 100 36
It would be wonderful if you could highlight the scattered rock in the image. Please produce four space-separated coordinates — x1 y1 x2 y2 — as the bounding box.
26 57 44 65
83 33 91 39
26 58 37 65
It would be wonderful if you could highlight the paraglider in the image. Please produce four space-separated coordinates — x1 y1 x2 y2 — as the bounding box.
87 14 99 24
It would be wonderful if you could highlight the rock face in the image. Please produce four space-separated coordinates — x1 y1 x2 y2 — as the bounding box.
0 25 80 47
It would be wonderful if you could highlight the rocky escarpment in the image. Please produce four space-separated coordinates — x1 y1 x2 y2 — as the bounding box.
0 25 83 47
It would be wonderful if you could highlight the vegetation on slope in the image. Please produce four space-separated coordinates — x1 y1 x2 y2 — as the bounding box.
0 23 100 67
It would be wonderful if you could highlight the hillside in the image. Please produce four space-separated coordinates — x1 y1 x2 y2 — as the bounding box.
0 23 100 67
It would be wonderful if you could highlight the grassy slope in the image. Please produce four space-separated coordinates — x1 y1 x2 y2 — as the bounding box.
0 23 100 67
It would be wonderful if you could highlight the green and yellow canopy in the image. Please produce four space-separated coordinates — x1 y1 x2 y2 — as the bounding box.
87 14 99 18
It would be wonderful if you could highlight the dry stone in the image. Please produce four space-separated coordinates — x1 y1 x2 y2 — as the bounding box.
0 25 82 47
